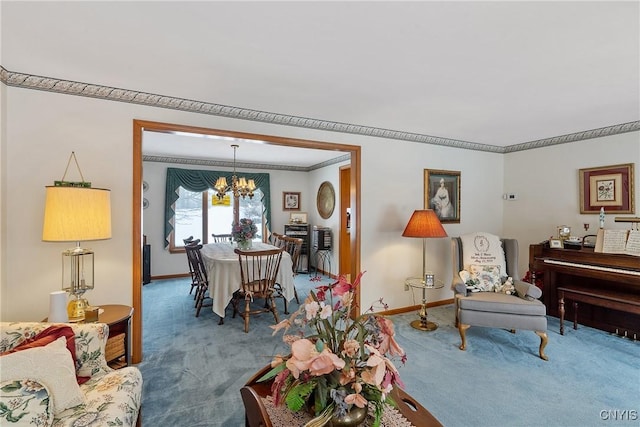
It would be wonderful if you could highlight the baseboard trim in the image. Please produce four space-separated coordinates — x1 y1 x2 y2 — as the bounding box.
378 298 454 316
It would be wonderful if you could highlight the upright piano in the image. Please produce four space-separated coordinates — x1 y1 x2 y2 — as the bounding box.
529 242 640 339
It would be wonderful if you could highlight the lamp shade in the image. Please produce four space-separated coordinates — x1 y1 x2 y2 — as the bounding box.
42 186 112 242
402 209 448 238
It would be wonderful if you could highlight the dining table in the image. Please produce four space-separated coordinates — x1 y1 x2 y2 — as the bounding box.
200 242 295 320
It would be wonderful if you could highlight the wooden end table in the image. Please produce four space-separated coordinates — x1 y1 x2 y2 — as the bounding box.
44 304 133 369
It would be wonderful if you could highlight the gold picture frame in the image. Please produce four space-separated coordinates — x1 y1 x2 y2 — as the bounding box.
579 163 634 214
424 169 461 223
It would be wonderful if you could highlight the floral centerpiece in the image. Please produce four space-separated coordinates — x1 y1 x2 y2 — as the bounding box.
260 272 406 427
232 218 258 249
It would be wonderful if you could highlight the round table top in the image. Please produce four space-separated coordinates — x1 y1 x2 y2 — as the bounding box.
43 304 133 325
405 277 445 290
94 304 133 325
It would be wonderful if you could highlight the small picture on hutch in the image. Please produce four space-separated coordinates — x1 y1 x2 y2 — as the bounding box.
282 191 301 211
549 239 563 249
424 169 461 223
289 212 308 224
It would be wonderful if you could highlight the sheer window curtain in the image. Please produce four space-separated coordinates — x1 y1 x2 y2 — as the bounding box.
163 167 271 247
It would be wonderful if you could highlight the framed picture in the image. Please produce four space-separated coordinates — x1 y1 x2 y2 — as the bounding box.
282 191 301 211
424 169 461 223
579 163 635 214
289 212 308 224
549 239 564 249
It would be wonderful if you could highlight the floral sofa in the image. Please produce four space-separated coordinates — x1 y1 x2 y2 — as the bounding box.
0 322 142 427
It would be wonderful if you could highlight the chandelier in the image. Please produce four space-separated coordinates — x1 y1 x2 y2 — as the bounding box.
214 144 256 200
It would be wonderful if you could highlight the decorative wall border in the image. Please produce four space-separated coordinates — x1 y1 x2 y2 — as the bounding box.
2 66 638 153
142 153 350 172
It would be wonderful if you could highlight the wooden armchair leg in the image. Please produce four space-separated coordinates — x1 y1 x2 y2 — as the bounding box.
458 323 470 351
536 331 549 361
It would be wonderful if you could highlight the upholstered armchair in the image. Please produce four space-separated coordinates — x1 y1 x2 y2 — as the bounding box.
0 322 142 426
451 233 549 360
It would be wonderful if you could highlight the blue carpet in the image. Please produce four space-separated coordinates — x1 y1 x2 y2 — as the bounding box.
138 277 639 427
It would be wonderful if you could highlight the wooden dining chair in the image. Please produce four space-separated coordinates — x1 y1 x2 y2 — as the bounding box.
274 235 302 314
183 237 200 296
270 232 286 248
184 242 212 317
232 248 283 333
211 233 233 243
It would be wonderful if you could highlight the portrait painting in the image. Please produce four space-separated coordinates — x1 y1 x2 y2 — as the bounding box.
424 169 461 223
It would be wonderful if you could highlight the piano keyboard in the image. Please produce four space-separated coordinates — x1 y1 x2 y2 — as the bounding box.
544 259 640 276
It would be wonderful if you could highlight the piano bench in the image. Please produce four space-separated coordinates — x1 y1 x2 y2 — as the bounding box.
558 286 640 337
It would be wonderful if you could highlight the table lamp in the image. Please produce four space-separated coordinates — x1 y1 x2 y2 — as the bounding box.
42 153 112 321
402 209 448 331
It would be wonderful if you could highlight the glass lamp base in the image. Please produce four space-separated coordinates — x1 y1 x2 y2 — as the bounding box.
67 297 89 322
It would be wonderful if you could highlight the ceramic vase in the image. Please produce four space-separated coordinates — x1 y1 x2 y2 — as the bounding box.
329 406 367 427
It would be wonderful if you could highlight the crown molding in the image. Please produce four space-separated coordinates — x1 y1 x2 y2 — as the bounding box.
142 153 350 172
2 66 638 153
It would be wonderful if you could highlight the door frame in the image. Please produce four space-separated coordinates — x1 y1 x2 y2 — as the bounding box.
131 119 361 363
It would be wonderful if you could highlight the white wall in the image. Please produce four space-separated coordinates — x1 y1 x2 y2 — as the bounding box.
503 132 640 276
1 85 638 322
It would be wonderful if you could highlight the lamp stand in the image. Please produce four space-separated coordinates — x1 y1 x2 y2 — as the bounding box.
63 243 95 322
410 237 438 331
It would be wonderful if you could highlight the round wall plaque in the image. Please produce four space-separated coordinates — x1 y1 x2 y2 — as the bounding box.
317 181 335 219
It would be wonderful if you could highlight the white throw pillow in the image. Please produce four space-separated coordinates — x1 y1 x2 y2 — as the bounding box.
460 232 507 277
0 336 85 414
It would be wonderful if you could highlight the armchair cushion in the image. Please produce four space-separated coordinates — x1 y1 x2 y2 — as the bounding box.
457 292 546 317
0 337 85 414
0 322 142 427
0 378 52 426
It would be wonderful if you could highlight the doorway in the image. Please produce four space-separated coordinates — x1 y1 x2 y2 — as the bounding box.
131 119 361 363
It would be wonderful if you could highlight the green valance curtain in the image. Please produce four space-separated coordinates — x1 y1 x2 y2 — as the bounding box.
164 167 271 247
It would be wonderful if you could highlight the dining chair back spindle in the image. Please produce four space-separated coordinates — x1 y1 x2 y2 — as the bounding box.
232 248 283 333
212 233 233 243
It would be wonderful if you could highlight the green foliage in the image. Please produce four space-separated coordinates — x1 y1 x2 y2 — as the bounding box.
285 382 316 412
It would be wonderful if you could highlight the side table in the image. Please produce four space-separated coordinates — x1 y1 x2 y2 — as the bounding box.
405 277 444 331
44 304 133 369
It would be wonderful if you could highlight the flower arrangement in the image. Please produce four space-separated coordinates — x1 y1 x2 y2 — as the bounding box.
231 218 258 242
260 272 406 426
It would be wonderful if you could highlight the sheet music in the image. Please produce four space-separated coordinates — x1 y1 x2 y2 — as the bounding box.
602 230 629 254
625 230 640 257
595 229 640 257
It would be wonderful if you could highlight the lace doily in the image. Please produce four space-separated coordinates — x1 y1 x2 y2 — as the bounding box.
262 396 414 427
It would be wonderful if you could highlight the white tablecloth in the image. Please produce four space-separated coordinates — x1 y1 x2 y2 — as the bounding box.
200 242 295 318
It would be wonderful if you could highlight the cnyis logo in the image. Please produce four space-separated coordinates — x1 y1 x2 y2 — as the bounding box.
474 235 490 253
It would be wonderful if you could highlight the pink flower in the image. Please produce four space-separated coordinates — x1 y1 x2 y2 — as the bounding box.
345 382 368 408
286 339 346 378
342 339 360 358
308 349 345 376
376 317 405 357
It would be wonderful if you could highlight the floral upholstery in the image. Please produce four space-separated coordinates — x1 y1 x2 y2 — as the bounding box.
0 322 142 427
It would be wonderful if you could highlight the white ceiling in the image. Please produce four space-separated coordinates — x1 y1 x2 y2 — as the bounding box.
2 1 639 164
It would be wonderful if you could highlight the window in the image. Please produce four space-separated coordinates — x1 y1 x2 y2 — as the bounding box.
171 187 264 250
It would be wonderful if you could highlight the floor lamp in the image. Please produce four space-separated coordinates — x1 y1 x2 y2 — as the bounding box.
402 209 448 331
